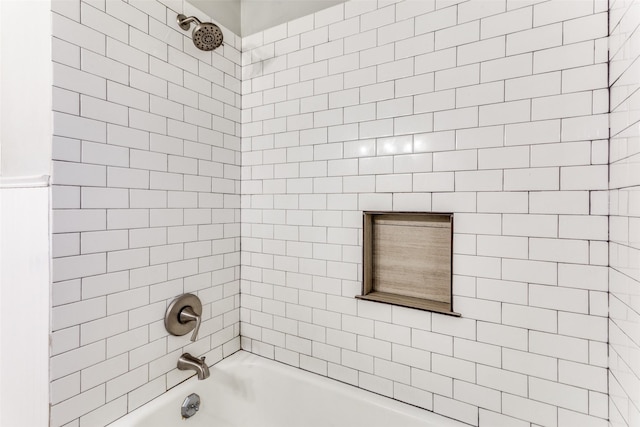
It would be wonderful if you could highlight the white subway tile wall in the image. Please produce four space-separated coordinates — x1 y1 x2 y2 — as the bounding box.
608 0 640 426
48 0 640 426
50 0 241 425
240 1 609 427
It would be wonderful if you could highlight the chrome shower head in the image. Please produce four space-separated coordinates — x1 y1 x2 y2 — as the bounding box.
177 14 223 51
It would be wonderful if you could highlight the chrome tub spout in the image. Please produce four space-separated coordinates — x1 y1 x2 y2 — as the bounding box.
177 353 210 380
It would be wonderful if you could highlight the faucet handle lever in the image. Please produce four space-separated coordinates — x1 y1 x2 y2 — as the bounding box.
179 306 201 342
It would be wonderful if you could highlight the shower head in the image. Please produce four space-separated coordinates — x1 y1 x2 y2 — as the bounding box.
177 14 223 51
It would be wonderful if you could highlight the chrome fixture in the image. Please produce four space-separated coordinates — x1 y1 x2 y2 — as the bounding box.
178 353 210 380
177 14 223 51
165 293 202 342
181 393 201 418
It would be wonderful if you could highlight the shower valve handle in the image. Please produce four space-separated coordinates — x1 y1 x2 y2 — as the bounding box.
164 293 203 341
179 306 201 342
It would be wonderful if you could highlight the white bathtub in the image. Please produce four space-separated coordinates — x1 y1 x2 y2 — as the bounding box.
109 351 467 427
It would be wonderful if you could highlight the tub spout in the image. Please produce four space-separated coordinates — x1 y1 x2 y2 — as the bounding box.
177 353 210 380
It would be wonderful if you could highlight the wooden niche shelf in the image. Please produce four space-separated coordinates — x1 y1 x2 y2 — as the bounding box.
357 212 459 316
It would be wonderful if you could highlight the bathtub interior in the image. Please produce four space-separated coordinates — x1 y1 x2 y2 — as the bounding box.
109 351 467 427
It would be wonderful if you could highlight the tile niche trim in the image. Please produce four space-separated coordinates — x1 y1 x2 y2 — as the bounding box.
358 212 459 317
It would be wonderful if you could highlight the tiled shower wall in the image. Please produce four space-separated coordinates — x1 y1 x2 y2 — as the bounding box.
49 0 241 425
609 0 640 425
240 1 610 426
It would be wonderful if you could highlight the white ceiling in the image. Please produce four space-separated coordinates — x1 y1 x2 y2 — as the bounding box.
187 0 347 36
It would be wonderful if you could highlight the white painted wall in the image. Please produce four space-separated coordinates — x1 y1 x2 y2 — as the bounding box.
187 0 347 36
240 0 346 35
189 0 242 35
0 0 52 425
0 0 53 177
0 182 50 427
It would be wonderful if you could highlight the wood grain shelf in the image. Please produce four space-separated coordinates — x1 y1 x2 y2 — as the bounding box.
356 292 460 316
361 212 457 316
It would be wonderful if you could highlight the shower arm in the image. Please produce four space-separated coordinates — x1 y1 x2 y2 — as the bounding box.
177 14 202 31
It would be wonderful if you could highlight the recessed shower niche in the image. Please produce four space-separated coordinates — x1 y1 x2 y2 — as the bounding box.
357 212 458 316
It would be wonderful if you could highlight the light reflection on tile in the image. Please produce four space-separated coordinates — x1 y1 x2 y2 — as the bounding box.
376 135 413 156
